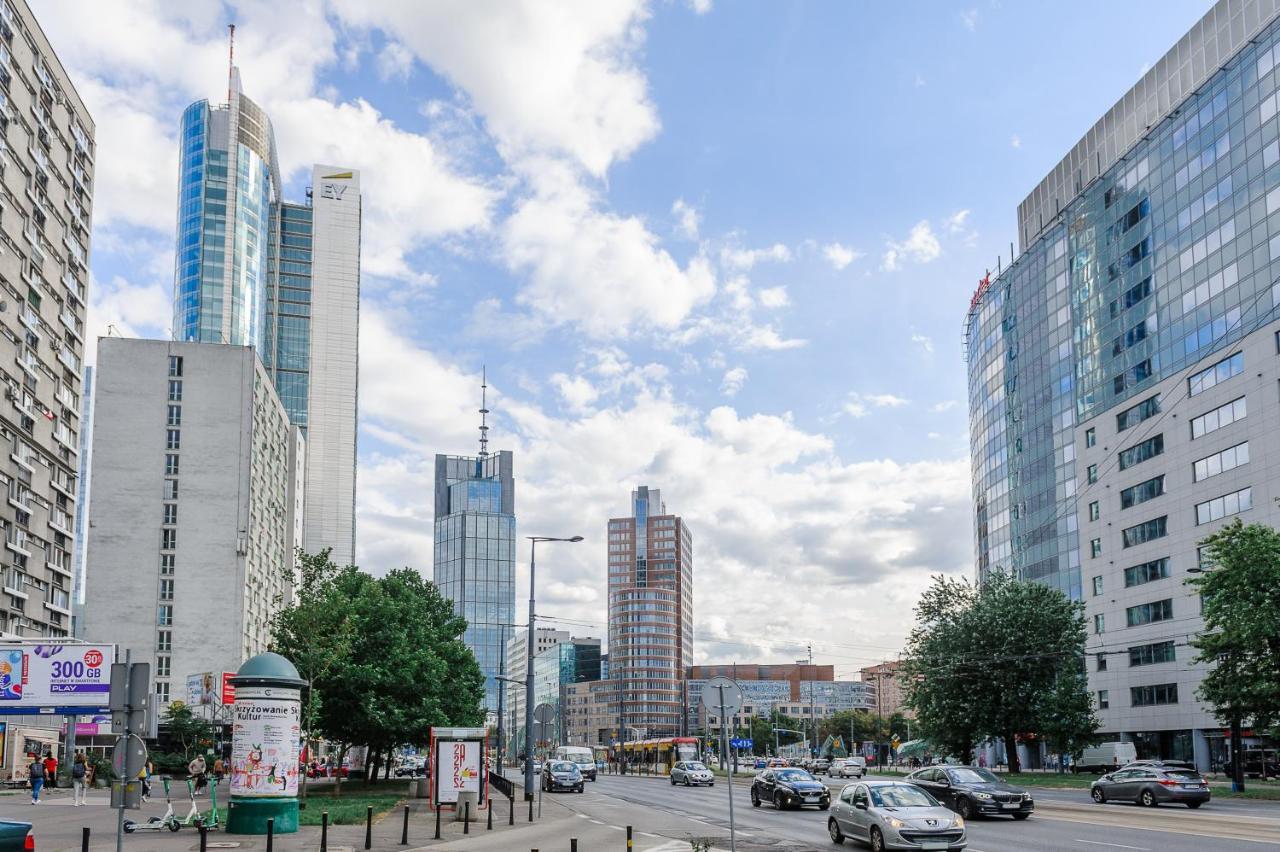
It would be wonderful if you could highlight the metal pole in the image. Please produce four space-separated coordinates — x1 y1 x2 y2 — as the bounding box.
365 805 373 848
524 539 537 801
266 818 275 852
464 801 471 834
435 802 442 839
1231 716 1246 793
497 623 506 772
115 648 130 852
808 645 816 759
81 827 89 852
718 685 736 852
401 806 409 845
321 812 329 852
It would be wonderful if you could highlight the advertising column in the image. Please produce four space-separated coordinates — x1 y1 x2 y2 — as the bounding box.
225 653 306 835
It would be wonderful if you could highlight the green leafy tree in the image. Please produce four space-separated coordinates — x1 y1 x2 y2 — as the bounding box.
161 701 214 761
1188 520 1280 733
902 571 1097 771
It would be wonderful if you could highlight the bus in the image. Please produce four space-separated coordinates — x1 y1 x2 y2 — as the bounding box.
553 745 598 781
621 737 700 775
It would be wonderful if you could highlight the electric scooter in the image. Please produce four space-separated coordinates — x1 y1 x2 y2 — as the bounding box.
177 778 204 828
199 778 222 830
123 777 181 833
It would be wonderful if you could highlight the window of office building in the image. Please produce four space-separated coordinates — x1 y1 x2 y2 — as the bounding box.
155 682 170 703
157 630 171 652
1123 558 1169 587
165 454 179 476
1092 575 1103 596
1097 690 1110 709
168 380 182 402
1188 352 1243 396
161 529 176 550
1094 614 1105 634
158 605 173 626
1119 435 1163 470
1131 683 1178 706
1087 464 1098 484
1195 487 1252 525
1096 653 1107 671
1116 395 1160 432
167 405 181 427
1192 442 1249 482
1120 475 1165 509
1129 641 1175 667
1190 396 1246 439
156 656 171 678
162 504 177 525
1121 516 1167 548
1086 428 1096 448
1090 538 1102 558
1089 501 1100 521
168 355 183 378
1126 598 1173 626
166 429 180 450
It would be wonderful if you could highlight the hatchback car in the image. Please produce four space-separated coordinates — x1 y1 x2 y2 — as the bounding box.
750 767 830 810
829 779 966 851
1090 766 1210 808
670 761 714 787
812 758 832 774
906 766 1032 820
831 758 867 779
541 760 584 793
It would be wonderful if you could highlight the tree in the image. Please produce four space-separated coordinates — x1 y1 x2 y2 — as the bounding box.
1189 520 1280 738
901 571 1098 772
162 701 214 761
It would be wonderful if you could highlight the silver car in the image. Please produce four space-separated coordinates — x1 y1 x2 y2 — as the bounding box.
670 760 715 787
831 758 867 779
829 779 966 851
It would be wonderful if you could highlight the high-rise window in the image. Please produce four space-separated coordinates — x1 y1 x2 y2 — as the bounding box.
1120 475 1165 509
168 380 182 401
1116 395 1160 432
1188 352 1243 396
165 454 179 476
166 405 181 427
168 355 183 377
1190 396 1245 439
1126 598 1173 626
1129 641 1175 666
1123 558 1169 587
1195 487 1252 525
166 429 180 450
1121 516 1167 548
162 504 177 525
1119 435 1163 470
1192 443 1248 482
1131 683 1178 706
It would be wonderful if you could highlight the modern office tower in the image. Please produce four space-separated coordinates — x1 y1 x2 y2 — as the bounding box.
532 637 602 745
504 626 570 746
70 365 93 635
965 0 1280 770
263 167 361 566
433 444 516 716
84 339 303 704
607 486 693 738
173 65 360 564
0 1 95 640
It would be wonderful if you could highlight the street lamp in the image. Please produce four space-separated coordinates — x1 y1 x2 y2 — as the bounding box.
522 535 583 800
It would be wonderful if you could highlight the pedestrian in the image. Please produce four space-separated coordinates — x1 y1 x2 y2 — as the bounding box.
71 752 88 806
28 754 44 804
43 751 58 788
188 754 207 794
139 758 153 803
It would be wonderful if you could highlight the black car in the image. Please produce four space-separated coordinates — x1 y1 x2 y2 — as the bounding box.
750 767 831 810
906 765 1033 820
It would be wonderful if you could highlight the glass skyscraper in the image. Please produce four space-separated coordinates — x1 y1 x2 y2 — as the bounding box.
433 451 516 714
966 0 1280 769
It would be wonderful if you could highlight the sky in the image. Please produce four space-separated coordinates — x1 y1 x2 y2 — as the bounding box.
39 0 1214 680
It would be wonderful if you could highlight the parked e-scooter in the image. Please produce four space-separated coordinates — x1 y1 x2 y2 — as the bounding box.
123 777 181 833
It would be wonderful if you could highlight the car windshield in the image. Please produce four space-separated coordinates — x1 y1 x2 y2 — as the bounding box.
945 767 1000 784
550 762 576 773
684 762 707 771
775 769 814 782
871 785 938 808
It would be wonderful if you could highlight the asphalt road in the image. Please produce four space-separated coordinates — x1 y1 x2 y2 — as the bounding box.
559 769 1280 851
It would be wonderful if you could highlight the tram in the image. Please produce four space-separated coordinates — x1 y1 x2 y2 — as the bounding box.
619 737 700 775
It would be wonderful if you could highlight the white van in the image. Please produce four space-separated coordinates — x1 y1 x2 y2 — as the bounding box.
553 746 597 781
1074 742 1138 774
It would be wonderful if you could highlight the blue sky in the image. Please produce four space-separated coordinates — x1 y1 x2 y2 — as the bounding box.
44 0 1211 674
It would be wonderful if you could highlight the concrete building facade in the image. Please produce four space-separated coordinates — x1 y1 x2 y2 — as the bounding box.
503 626 570 741
83 339 302 704
0 0 95 641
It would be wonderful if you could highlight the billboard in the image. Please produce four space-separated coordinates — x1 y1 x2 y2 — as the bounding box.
230 685 301 798
185 671 236 708
0 643 114 711
435 740 481 804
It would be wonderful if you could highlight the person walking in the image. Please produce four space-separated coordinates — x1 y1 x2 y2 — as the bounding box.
71 753 88 806
188 754 207 795
139 758 153 803
43 752 58 788
28 754 44 804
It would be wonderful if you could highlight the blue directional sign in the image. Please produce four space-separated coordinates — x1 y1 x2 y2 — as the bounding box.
730 738 753 749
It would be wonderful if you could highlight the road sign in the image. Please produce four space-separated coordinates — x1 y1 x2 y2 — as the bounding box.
699 676 743 717
533 703 555 723
730 738 753 749
891 735 901 749
109 662 151 736
111 736 148 779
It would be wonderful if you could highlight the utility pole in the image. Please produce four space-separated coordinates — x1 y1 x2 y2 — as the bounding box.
808 645 817 758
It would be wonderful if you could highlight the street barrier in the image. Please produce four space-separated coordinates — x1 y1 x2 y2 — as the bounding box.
435 803 442 839
199 825 207 852
80 827 89 852
321 811 329 852
266 817 274 852
464 801 471 834
627 825 633 850
401 805 410 845
365 805 373 849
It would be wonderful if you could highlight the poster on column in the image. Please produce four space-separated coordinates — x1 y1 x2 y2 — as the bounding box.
230 686 301 797
435 740 480 803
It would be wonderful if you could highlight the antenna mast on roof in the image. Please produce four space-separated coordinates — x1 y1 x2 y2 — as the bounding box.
227 24 235 103
478 366 490 458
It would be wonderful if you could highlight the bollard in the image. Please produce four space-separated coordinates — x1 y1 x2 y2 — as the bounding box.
199 825 208 852
266 818 275 852
464 801 471 834
435 804 442 840
401 805 409 845
509 793 515 826
627 825 633 850
528 795 534 822
321 811 329 852
80 827 89 852
365 805 373 849
487 797 493 830
572 840 578 852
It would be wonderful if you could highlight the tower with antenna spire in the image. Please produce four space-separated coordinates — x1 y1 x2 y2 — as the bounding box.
433 369 517 720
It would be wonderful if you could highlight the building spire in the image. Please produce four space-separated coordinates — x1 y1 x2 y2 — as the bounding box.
227 24 235 104
478 366 490 458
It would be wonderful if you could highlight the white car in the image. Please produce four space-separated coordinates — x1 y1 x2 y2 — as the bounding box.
830 758 867 779
670 761 715 787
829 779 966 850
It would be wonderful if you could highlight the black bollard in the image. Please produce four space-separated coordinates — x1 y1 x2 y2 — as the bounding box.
199 825 208 852
528 795 534 822
464 801 470 834
626 825 633 851
572 840 578 851
509 792 515 826
80 827 89 852
365 805 373 849
266 818 275 852
401 805 409 845
321 811 329 852
487 797 493 830
434 804 442 840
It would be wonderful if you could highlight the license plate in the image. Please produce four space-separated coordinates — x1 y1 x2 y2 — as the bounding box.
921 844 949 851
804 795 818 802
1001 802 1020 809
1182 783 1201 789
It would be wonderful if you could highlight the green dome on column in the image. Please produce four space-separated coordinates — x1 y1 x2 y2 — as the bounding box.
232 652 307 687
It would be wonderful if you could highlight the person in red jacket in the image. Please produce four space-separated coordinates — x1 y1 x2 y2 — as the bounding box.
42 753 58 788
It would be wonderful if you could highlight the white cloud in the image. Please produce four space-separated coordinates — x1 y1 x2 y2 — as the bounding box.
914 73 926 88
961 8 979 31
932 400 959 412
375 40 415 81
719 242 792 272
822 242 861 271
671 198 701 240
688 0 713 14
551 373 600 412
882 220 941 271
720 367 748 396
1010 134 1021 149
945 210 971 235
911 333 934 353
758 286 790 309
844 393 910 419
85 274 173 363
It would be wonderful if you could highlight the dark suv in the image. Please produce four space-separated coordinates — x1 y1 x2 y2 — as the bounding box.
905 765 1033 820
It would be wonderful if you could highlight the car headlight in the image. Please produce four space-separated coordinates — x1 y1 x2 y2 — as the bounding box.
974 792 993 800
953 816 965 828
886 817 905 829
1023 793 1033 802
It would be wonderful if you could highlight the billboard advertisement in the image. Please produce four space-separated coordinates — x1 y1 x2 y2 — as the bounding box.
230 685 301 797
184 671 236 708
0 643 113 709
435 740 481 804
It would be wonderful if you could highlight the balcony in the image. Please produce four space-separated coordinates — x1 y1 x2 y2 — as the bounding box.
16 349 38 377
19 304 38 332
62 273 84 305
45 556 71 579
6 487 30 513
5 532 31 559
53 422 75 450
48 508 70 534
3 570 26 599
59 309 81 342
57 349 79 374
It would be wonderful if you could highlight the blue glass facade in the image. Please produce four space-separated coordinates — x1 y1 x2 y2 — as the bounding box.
967 7 1280 598
263 203 313 427
433 451 516 713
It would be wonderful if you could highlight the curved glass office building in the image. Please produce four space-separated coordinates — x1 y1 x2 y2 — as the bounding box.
966 0 1280 769
173 68 280 348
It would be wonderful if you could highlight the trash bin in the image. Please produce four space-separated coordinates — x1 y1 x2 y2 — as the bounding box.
454 791 479 821
414 778 430 799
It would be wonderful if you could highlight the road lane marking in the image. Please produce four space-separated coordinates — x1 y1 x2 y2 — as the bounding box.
1074 843 1151 851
